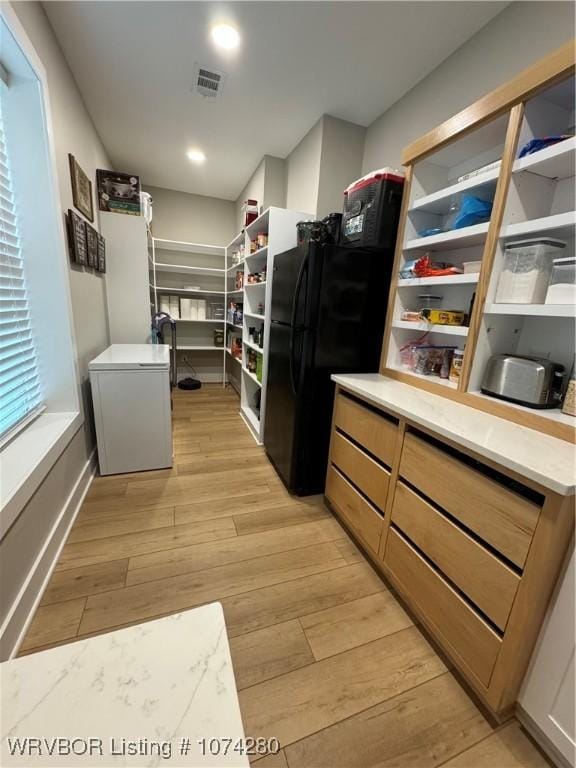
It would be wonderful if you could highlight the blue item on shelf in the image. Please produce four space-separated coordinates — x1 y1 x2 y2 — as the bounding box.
399 258 419 279
518 135 572 158
417 227 444 238
449 194 492 230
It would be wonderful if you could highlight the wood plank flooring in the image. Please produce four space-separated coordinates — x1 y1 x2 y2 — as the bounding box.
19 385 550 767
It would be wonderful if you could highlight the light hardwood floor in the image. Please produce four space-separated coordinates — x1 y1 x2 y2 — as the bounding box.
20 385 550 768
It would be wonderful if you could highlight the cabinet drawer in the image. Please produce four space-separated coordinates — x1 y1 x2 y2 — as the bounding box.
334 393 397 467
385 528 502 687
326 466 383 553
331 431 390 511
392 482 520 631
399 433 540 568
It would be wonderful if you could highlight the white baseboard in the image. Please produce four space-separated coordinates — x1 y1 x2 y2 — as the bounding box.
516 705 572 768
0 450 96 659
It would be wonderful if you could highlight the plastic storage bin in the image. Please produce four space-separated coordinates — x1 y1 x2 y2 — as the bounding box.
495 238 565 304
545 257 576 305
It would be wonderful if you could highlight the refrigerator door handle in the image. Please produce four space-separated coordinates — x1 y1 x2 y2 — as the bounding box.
289 253 308 395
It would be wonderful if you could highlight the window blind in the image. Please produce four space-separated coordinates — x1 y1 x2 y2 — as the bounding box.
0 97 43 443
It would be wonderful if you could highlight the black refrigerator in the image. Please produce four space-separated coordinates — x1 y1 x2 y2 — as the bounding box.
263 242 393 495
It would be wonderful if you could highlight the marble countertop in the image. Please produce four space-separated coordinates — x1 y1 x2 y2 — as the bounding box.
332 374 575 495
1 603 249 767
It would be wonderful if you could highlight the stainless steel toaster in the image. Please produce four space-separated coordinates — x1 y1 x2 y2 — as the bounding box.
481 355 565 408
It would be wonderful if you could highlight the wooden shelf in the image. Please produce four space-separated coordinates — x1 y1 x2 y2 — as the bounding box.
398 274 479 287
409 169 499 216
404 222 490 252
242 367 262 387
513 137 576 180
387 365 457 389
501 211 575 240
392 320 468 336
484 303 576 318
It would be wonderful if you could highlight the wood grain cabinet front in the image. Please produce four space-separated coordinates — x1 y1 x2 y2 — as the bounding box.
325 466 384 554
391 482 520 631
399 433 541 569
334 393 397 467
330 431 390 512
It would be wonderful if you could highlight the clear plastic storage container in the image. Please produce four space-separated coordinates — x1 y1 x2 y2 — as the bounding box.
495 238 565 304
545 257 576 305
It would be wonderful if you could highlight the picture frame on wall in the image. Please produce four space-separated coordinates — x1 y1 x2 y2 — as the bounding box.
96 169 141 216
96 233 106 273
86 223 99 269
68 154 94 222
67 209 88 265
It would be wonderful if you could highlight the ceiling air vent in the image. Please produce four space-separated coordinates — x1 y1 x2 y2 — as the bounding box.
192 64 226 99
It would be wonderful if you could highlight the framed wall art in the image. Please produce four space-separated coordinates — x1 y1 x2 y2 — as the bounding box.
67 209 88 265
96 169 141 216
68 154 94 222
86 223 99 269
96 233 106 273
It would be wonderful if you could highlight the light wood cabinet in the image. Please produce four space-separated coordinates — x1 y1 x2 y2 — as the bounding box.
379 41 575 444
325 385 574 719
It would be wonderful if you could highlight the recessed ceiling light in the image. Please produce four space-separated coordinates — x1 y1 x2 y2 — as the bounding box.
187 149 206 164
211 24 240 50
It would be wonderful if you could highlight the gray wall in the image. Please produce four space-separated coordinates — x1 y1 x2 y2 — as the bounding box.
362 1 575 172
285 117 323 216
234 155 287 232
144 185 236 246
317 115 365 218
2 0 112 655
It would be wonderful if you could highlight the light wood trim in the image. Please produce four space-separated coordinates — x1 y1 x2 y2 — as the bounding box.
379 165 414 373
486 494 575 712
334 392 397 467
391 482 520 631
385 528 502 686
399 433 540 568
326 466 383 555
330 432 390 512
402 41 575 164
459 104 524 391
377 419 407 560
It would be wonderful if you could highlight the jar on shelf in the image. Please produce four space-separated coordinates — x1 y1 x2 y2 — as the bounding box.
242 199 259 228
545 257 576 305
562 357 576 417
495 238 565 304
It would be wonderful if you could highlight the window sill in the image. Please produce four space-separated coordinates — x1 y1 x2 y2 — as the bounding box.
0 411 83 538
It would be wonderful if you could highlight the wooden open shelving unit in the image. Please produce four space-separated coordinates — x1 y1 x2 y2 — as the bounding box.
381 41 576 442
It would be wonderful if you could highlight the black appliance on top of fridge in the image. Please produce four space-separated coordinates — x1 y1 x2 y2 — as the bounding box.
264 242 394 495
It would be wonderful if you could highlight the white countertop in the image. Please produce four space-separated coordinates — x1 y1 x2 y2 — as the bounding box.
89 344 170 371
1 603 248 767
332 374 575 495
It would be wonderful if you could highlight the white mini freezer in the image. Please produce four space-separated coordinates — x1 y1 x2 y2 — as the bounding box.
89 344 173 475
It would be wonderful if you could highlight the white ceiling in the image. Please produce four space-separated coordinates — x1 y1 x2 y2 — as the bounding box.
44 1 508 201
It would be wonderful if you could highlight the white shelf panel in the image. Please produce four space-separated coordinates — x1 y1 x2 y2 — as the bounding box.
244 281 267 288
227 263 245 274
226 321 243 330
501 211 576 240
226 349 241 364
387 364 457 390
154 238 225 256
470 391 576 428
398 274 479 287
392 320 468 336
155 263 224 275
240 405 261 442
245 312 265 320
246 208 269 237
154 286 225 295
243 339 264 353
227 289 243 296
246 246 268 261
242 367 262 387
410 169 499 216
485 303 576 318
226 232 244 250
175 318 225 323
404 222 490 252
171 345 223 351
513 137 576 180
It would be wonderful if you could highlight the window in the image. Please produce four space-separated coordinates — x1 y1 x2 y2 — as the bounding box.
0 93 43 443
